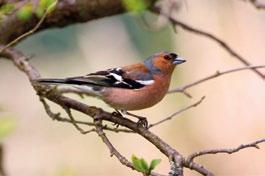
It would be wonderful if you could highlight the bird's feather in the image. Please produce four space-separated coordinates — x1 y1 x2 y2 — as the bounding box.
37 67 154 90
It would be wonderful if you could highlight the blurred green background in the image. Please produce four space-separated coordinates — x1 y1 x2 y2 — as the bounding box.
0 0 265 175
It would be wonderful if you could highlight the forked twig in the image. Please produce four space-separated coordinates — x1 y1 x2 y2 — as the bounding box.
64 107 95 134
186 138 265 163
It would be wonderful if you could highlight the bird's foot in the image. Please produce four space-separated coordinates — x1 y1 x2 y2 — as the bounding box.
112 110 148 129
136 117 148 129
111 109 124 128
123 111 148 129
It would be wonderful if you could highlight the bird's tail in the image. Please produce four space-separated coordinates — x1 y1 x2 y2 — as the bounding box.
36 78 103 97
36 78 70 84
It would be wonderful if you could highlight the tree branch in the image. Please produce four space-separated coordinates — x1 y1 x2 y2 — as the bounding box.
0 0 158 45
186 138 265 163
64 107 95 134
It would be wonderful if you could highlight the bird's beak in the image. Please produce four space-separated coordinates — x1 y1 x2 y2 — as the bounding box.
173 57 186 65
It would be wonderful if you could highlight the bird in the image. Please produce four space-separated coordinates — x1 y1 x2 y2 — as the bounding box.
36 51 186 127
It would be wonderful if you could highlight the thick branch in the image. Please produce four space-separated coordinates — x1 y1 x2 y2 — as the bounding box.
0 0 159 45
0 0 127 44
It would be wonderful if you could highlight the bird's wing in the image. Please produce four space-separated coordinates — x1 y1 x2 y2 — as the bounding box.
37 64 155 89
66 64 154 89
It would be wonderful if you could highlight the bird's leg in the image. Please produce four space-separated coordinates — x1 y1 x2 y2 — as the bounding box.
111 109 125 128
121 110 148 129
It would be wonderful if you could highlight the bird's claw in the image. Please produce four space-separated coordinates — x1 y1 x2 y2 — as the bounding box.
137 117 148 129
112 110 148 129
111 110 124 128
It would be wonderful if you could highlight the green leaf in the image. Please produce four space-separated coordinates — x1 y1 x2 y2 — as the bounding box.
36 0 57 18
0 3 15 14
140 158 149 173
0 3 15 20
40 0 57 9
46 0 57 13
17 3 33 21
149 159 161 171
35 6 45 18
132 155 146 173
0 117 15 141
122 0 149 13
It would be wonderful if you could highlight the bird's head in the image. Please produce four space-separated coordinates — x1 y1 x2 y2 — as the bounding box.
144 51 186 75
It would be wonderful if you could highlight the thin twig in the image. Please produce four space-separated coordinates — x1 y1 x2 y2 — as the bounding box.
94 119 134 168
0 10 49 53
39 96 61 120
186 138 265 163
148 96 205 128
168 18 265 79
64 107 95 134
169 65 265 94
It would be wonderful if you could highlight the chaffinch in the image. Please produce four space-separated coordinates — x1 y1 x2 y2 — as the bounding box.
37 51 185 127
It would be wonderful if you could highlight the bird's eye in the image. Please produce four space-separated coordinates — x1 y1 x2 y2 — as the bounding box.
170 53 177 58
164 55 171 60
